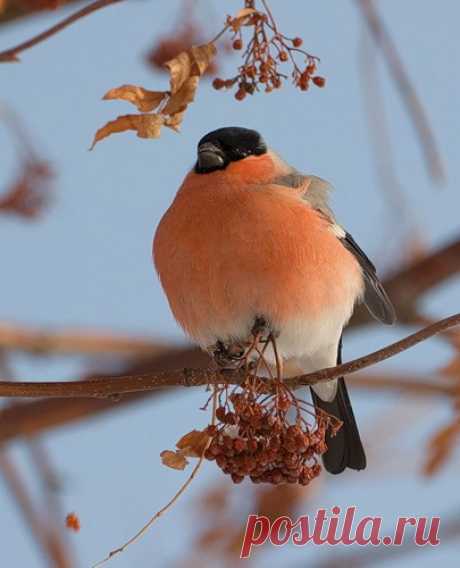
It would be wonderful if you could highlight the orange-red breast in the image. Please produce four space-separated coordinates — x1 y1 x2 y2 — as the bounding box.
153 127 395 474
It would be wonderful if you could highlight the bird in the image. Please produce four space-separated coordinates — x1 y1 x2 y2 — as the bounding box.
153 126 395 475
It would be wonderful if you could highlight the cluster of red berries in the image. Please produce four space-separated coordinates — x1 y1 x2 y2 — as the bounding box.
212 10 325 100
205 388 340 485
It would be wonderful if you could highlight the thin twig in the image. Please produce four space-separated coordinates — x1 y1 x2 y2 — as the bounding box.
0 453 71 568
350 373 452 397
0 0 81 26
93 386 218 567
356 0 445 183
0 353 71 563
0 313 459 398
359 29 411 232
0 0 124 62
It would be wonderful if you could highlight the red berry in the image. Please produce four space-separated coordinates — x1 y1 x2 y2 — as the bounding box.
293 37 303 47
216 406 226 421
212 78 225 90
233 39 243 50
231 473 244 484
312 76 326 87
235 88 246 101
299 79 309 91
279 51 289 62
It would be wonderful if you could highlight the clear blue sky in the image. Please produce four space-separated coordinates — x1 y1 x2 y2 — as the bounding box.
1 1 459 566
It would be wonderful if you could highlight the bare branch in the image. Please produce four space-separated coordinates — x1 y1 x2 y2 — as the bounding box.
352 236 460 325
0 347 209 444
0 453 72 568
0 0 124 62
0 322 167 356
0 314 459 399
351 373 452 397
0 0 81 27
0 353 71 562
356 0 445 183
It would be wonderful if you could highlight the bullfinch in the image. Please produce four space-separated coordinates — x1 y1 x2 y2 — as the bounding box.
153 127 395 474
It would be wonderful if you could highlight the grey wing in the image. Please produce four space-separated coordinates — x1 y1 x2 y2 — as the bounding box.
274 172 395 324
341 232 396 324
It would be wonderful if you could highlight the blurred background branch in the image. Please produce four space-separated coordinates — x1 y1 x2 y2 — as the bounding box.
0 1 459 567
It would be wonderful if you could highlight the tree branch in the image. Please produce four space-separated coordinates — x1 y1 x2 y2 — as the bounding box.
0 0 82 27
0 322 166 356
0 314 458 399
351 235 460 325
356 0 445 183
0 453 72 568
0 0 124 62
0 347 209 444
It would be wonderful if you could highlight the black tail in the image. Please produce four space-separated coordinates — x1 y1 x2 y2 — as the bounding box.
310 341 366 474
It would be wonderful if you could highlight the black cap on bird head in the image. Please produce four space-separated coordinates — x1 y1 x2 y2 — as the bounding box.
195 127 267 174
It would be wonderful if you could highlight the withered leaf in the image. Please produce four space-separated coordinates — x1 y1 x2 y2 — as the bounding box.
160 449 189 471
165 43 217 94
90 113 164 149
190 44 217 76
162 76 199 116
165 50 191 94
234 7 257 21
164 111 186 132
176 429 211 458
103 85 167 113
93 43 216 146
229 7 259 32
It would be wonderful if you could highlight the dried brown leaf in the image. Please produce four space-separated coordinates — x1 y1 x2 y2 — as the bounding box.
102 85 167 113
165 50 192 94
234 7 257 20
160 449 188 470
189 43 217 76
164 111 185 132
165 43 216 94
90 113 164 149
424 417 460 476
229 7 260 32
162 76 199 116
93 43 216 146
176 429 210 458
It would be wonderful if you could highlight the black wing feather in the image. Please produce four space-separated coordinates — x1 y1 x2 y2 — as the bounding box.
310 338 366 474
341 232 396 325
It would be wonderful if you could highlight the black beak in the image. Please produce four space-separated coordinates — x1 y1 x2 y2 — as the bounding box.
197 142 226 172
